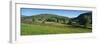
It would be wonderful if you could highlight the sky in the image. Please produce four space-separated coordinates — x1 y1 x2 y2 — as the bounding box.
21 8 91 18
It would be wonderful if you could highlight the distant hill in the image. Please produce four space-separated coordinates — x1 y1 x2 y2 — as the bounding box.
68 12 92 28
72 12 92 24
21 14 69 24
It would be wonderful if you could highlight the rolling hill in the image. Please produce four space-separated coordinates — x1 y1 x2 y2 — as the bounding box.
21 14 69 24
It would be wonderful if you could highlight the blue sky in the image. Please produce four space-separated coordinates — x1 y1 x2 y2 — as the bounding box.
21 8 91 18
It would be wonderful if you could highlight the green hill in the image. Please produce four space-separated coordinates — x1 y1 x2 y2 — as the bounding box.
68 12 92 28
21 14 69 24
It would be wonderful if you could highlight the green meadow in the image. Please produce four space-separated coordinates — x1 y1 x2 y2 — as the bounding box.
21 22 92 35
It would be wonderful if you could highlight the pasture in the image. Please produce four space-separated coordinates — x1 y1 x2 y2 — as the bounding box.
21 22 92 35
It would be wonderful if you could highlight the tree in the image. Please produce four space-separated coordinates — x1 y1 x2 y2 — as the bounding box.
67 19 72 25
46 18 56 22
83 15 90 28
62 18 66 24
42 19 47 24
32 16 36 23
56 18 59 23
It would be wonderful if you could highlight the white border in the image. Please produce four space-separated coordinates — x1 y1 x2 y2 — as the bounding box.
10 2 96 44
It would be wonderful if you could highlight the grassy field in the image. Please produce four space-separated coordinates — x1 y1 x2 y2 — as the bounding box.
21 22 92 35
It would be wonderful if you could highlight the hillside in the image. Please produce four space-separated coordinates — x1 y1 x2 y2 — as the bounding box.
21 14 69 24
68 12 92 28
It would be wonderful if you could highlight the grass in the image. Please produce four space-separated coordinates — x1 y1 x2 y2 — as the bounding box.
21 22 92 35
